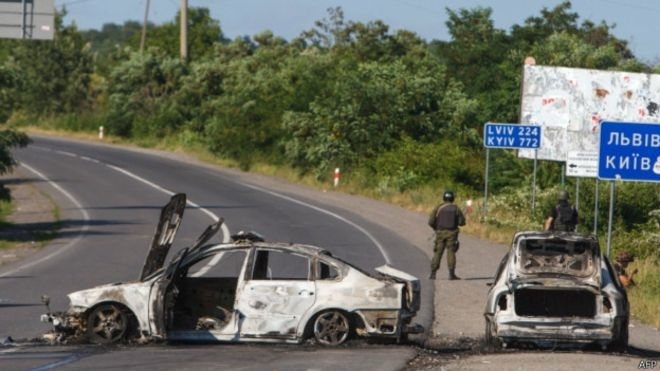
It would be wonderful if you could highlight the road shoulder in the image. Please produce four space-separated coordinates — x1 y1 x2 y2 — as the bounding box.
0 169 57 266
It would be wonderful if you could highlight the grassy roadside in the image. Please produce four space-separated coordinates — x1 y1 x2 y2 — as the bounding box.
0 179 60 264
21 127 660 329
0 196 13 249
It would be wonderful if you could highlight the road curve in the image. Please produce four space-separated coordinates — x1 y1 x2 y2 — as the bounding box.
0 135 658 370
0 135 432 370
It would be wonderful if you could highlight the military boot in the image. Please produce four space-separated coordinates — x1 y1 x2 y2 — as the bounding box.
448 269 460 280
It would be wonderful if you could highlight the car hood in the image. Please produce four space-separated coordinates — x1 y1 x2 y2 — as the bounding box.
139 193 187 281
67 280 151 310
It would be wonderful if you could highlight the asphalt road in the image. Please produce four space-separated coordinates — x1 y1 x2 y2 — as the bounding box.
0 135 431 370
0 135 658 371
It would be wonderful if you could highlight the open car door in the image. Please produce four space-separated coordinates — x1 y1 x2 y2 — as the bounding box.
140 193 187 281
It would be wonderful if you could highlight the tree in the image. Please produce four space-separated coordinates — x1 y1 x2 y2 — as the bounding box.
2 10 94 116
105 49 187 137
143 7 225 60
0 130 31 199
282 59 478 178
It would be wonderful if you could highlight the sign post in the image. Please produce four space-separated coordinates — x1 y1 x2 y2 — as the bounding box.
598 120 660 256
0 0 54 40
598 121 660 182
483 123 541 216
483 123 541 149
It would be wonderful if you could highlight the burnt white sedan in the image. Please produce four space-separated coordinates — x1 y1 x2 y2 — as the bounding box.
484 231 629 351
41 193 422 346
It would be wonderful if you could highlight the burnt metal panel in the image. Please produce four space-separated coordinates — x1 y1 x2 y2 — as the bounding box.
140 193 187 281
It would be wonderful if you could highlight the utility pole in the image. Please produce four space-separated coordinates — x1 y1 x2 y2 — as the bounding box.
180 0 188 61
140 0 151 52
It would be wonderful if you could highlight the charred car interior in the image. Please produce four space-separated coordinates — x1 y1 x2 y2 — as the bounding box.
41 193 423 346
484 231 629 351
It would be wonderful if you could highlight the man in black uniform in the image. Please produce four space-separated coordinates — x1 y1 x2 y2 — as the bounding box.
544 190 578 232
428 190 466 280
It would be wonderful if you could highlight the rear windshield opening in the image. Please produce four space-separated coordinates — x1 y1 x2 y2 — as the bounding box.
515 289 596 317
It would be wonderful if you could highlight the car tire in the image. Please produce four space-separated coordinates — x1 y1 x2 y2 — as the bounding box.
86 303 131 344
312 310 351 346
609 317 629 352
484 318 501 351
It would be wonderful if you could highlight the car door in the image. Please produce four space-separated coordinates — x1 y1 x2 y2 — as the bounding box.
148 220 224 339
234 247 316 339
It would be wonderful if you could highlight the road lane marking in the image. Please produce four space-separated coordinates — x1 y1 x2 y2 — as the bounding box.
239 182 392 265
15 145 388 274
0 163 90 278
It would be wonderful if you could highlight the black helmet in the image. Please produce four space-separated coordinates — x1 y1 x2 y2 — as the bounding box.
443 190 455 202
557 190 569 201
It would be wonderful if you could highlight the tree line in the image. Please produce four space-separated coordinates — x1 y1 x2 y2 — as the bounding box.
0 2 658 259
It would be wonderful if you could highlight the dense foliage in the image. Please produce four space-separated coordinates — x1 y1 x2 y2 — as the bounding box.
0 2 658 261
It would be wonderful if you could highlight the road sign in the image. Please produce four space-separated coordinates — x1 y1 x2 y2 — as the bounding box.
483 123 541 149
566 151 598 178
0 0 54 40
598 121 660 182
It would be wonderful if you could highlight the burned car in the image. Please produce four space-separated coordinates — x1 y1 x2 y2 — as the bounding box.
41 193 422 346
484 231 629 351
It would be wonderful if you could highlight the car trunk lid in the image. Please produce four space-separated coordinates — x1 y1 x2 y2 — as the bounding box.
374 264 420 311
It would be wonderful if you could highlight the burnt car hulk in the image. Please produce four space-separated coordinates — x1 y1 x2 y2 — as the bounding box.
41 193 422 346
484 231 629 351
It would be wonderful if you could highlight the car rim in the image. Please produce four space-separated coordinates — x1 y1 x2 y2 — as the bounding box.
313 310 350 346
87 303 128 344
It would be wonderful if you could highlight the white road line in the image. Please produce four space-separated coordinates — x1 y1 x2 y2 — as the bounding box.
1 147 231 276
0 163 90 278
104 164 229 242
9 145 385 278
239 182 392 265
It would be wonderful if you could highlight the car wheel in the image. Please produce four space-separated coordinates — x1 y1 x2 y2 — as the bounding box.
86 303 130 344
313 310 351 346
609 317 629 352
484 318 500 351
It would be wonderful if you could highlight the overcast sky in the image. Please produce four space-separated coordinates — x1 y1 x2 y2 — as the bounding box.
56 0 660 63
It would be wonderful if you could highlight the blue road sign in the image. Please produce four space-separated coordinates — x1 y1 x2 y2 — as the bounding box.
598 121 660 182
483 123 541 149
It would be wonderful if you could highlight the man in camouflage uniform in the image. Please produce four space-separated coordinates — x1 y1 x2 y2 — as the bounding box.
428 190 466 280
544 190 578 232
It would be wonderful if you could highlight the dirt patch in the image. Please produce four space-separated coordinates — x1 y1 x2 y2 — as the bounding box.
0 172 57 266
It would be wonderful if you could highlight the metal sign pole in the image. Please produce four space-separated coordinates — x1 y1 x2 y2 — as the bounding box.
606 181 615 258
483 148 490 217
532 150 537 213
593 179 599 235
575 177 580 214
20 0 25 38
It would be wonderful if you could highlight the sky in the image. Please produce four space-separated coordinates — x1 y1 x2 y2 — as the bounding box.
55 0 660 63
